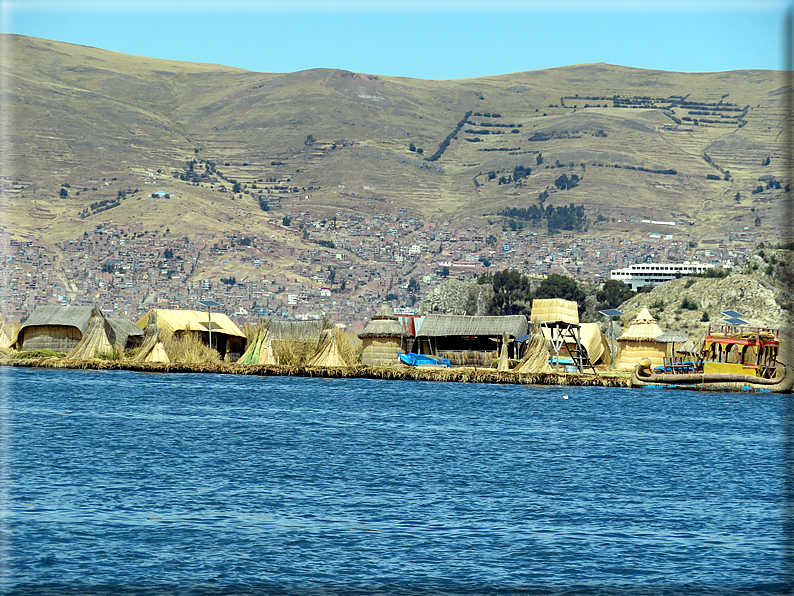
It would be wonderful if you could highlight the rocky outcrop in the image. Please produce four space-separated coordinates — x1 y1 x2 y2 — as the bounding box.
616 273 790 339
422 280 494 315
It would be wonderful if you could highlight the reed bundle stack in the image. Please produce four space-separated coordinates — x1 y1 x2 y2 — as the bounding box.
131 311 170 363
0 322 21 349
307 327 350 367
66 306 115 360
238 321 269 365
437 350 496 367
514 331 552 374
497 332 510 371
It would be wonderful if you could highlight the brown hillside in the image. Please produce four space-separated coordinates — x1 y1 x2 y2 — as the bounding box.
2 34 788 245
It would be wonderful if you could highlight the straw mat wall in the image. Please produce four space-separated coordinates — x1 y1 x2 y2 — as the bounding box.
437 350 497 367
614 341 667 371
361 336 403 366
22 326 82 352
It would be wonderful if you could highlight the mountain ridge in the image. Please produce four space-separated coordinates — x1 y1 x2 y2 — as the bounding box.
2 34 788 245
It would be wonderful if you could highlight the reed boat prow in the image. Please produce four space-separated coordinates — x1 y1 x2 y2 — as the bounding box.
631 360 793 392
630 323 792 392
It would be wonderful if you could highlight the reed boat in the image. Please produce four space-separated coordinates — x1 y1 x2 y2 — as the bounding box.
631 324 792 392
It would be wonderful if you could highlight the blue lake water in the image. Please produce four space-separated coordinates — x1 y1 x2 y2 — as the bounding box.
2 366 791 595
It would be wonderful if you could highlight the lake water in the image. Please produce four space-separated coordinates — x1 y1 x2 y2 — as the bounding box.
2 366 792 595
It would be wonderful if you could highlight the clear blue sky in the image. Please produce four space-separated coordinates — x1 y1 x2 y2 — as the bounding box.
2 1 791 79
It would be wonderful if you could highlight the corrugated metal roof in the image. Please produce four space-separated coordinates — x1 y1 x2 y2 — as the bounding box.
136 309 245 338
416 314 527 338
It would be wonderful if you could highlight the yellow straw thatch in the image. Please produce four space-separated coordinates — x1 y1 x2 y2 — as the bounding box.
530 299 579 325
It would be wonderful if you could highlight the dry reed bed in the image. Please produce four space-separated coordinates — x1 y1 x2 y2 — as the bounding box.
5 358 632 387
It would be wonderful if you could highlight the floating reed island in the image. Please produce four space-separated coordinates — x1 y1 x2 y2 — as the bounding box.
6 357 633 387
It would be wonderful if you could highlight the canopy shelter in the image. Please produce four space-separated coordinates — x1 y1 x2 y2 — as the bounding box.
413 314 528 367
655 330 691 358
136 308 246 361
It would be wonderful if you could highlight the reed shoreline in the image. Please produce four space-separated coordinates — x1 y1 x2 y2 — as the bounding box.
5 358 633 387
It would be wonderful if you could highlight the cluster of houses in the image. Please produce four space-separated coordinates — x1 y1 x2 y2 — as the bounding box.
1 300 686 373
0 214 752 329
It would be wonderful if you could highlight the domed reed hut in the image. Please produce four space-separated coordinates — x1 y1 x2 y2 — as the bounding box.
15 305 96 352
14 305 143 357
615 307 667 371
359 305 408 366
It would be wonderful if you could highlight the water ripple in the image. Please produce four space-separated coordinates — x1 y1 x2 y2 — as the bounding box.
5 368 789 593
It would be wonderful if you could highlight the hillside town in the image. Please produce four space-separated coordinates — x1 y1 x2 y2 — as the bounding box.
0 206 759 332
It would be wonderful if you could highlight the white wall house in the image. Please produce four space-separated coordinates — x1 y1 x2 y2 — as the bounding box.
610 262 718 291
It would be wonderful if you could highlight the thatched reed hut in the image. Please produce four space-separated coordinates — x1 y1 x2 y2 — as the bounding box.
108 319 144 351
136 309 246 361
15 305 96 352
414 314 527 367
614 307 667 370
359 304 408 366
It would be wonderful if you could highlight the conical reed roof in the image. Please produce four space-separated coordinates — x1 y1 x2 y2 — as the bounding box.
358 304 407 339
618 307 664 341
